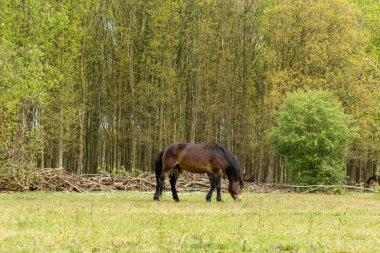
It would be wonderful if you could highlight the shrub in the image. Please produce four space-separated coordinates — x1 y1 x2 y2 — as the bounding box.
268 90 356 185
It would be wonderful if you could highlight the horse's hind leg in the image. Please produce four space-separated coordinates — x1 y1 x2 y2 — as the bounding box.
154 168 170 201
154 175 165 201
206 174 216 202
170 166 181 202
153 183 161 201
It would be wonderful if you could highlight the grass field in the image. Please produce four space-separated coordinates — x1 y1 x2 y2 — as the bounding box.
0 191 379 252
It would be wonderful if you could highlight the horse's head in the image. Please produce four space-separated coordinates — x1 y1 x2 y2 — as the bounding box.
228 178 243 201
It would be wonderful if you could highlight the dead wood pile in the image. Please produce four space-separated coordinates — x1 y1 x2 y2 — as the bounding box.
31 168 114 192
0 168 376 193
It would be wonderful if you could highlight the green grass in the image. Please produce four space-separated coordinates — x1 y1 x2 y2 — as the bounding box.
0 192 379 252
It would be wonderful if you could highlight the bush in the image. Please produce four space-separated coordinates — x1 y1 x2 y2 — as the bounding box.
268 90 356 185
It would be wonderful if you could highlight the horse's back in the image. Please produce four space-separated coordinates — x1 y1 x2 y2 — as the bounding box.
163 143 223 174
165 142 217 154
163 143 189 159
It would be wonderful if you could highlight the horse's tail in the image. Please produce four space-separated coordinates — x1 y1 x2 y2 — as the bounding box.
155 149 165 181
219 145 244 188
154 149 165 197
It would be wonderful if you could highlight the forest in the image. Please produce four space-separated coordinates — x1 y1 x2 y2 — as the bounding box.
0 0 379 184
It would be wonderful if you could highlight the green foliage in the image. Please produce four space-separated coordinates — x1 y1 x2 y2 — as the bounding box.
0 0 379 183
352 0 380 61
0 0 84 178
268 90 357 185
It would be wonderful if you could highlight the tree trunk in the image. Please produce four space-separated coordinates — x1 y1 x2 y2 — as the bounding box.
190 77 198 143
77 14 87 175
58 107 64 168
349 158 357 185
266 154 275 183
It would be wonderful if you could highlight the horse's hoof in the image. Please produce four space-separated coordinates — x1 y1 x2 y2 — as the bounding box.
153 196 160 201
206 198 211 202
174 198 180 202
217 199 224 202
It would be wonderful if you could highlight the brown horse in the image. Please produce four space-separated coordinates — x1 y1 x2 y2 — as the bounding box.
153 143 244 202
365 176 379 189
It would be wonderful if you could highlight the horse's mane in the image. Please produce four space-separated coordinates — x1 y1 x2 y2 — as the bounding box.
213 143 244 187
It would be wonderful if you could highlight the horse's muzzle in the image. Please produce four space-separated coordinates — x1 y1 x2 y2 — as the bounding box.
234 196 242 202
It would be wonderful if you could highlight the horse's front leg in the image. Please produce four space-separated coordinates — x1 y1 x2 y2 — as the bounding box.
206 174 216 202
215 176 223 202
170 168 180 202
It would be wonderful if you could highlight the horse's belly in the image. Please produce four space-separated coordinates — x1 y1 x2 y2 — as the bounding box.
179 162 213 174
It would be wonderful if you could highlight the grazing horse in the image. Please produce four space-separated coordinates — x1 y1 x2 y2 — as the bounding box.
243 173 255 182
365 176 379 189
153 143 244 202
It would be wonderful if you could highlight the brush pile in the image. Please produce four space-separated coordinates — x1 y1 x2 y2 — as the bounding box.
0 168 375 193
38 168 227 192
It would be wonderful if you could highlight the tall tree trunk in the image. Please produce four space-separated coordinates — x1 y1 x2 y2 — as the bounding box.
189 69 198 143
266 154 275 183
58 106 64 168
39 109 45 169
77 110 84 174
349 158 357 185
77 14 87 175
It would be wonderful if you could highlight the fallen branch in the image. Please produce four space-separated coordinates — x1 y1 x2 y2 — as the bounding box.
56 176 87 193
278 184 376 193
0 168 378 194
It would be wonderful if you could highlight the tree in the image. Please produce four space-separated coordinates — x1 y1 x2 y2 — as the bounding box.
0 0 378 187
0 0 60 187
256 0 379 183
268 90 357 185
